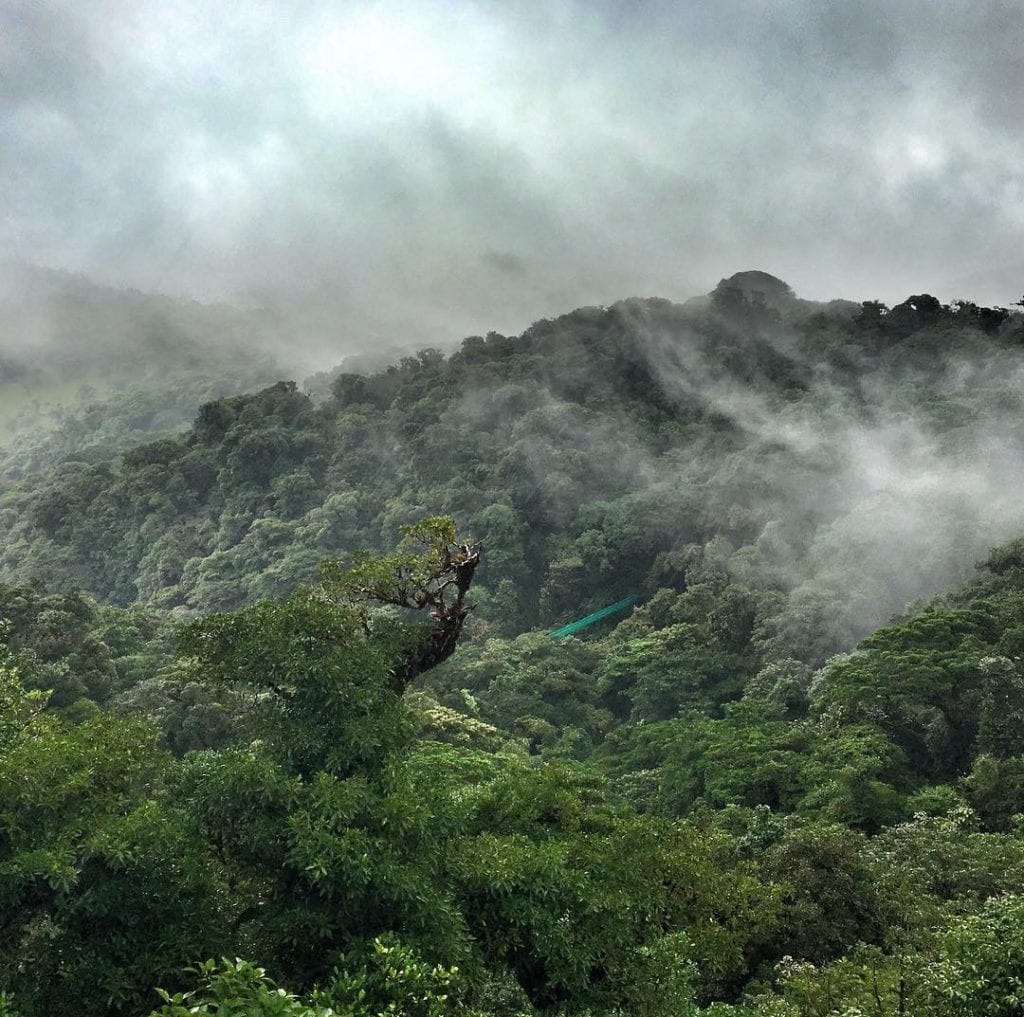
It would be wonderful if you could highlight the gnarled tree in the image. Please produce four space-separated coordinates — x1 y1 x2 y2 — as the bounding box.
321 516 482 692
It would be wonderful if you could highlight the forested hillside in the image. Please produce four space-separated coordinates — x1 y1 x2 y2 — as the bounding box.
3 275 1024 1016
2 275 1022 649
0 264 286 473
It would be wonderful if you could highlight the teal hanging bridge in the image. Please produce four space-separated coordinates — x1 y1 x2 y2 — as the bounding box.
548 594 641 638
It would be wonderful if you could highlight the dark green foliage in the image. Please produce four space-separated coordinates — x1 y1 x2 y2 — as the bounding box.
0 586 168 711
2 283 1024 1015
180 592 411 778
4 289 1020 660
763 824 881 964
0 704 226 1016
449 762 778 1009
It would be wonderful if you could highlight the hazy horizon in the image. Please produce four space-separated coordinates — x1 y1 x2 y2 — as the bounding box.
3 0 1024 359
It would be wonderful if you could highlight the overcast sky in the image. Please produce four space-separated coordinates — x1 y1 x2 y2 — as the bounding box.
3 0 1023 356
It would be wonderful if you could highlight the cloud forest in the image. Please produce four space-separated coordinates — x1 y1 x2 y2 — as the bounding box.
3 269 1024 1016
5 1 1024 1013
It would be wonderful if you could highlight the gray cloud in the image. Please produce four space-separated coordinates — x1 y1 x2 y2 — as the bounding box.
2 0 1023 362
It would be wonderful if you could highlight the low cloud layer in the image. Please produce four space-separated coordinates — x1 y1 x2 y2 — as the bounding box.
3 1 1023 359
623 299 1024 648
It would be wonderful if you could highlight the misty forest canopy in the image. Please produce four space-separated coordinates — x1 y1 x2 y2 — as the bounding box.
4 271 1024 1016
0 263 287 465
2 271 1022 653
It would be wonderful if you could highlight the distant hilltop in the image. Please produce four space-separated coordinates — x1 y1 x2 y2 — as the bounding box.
686 269 860 318
714 270 795 307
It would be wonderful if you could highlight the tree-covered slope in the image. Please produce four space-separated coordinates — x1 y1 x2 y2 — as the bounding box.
5 520 1024 1016
3 278 1024 1016
1 281 1021 660
0 264 287 476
